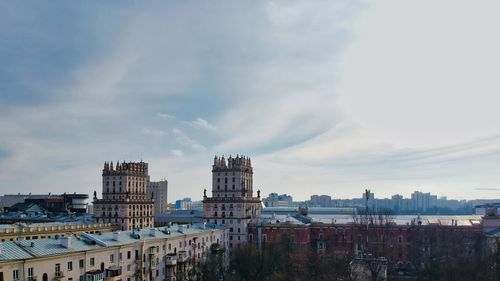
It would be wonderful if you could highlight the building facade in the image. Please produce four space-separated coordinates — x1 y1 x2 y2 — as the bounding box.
0 223 116 242
0 224 227 281
147 180 169 216
93 161 155 231
203 155 262 249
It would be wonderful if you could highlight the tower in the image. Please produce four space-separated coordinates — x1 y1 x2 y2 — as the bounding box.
203 155 262 249
93 161 155 230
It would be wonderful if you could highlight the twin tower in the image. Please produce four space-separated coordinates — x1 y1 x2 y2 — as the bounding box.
93 155 262 248
203 155 262 249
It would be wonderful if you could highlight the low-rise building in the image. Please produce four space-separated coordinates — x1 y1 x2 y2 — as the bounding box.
0 223 228 281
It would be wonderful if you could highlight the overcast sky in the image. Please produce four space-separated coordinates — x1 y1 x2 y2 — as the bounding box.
1 1 500 202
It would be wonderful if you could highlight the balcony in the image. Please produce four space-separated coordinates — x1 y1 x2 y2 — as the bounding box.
165 254 177 266
150 259 159 269
54 271 65 279
148 247 158 255
177 251 189 263
103 266 122 281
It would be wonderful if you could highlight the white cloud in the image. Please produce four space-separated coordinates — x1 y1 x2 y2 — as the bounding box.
142 128 168 137
184 118 216 131
172 128 206 151
169 149 184 158
157 112 175 119
338 0 500 149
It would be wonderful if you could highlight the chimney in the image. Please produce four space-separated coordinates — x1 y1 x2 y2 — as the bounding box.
150 228 156 237
113 231 121 241
61 236 72 248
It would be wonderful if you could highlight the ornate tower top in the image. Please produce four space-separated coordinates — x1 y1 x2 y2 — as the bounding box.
102 161 148 176
212 155 252 172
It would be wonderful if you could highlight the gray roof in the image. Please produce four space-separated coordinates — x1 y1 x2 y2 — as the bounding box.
0 241 33 261
0 223 224 262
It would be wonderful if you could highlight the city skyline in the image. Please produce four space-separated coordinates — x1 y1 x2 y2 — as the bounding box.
2 1 500 201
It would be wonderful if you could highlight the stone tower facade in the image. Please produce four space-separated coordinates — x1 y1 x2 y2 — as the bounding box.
203 155 262 249
93 161 155 230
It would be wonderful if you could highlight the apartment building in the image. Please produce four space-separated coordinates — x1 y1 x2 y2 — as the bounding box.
0 224 227 281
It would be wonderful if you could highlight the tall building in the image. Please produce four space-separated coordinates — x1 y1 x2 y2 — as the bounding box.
148 180 169 215
93 161 155 231
203 155 262 249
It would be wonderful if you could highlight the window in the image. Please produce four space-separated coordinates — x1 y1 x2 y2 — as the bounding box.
27 268 34 281
119 252 122 261
127 251 131 259
79 259 84 268
68 261 73 271
90 257 95 266
12 270 19 280
55 263 61 273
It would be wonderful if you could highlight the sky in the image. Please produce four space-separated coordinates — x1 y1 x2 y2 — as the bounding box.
1 1 500 202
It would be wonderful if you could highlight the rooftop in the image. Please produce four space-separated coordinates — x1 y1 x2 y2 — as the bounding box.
0 223 224 262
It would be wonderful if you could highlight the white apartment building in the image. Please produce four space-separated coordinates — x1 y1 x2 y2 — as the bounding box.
0 224 228 281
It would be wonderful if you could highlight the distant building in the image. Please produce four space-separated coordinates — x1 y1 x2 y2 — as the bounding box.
148 180 169 215
1 193 89 214
264 193 293 207
93 161 155 231
309 195 333 207
175 198 193 210
203 155 262 249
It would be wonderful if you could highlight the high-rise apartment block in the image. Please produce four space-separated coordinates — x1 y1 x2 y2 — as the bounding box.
93 161 154 230
203 155 262 249
148 180 169 215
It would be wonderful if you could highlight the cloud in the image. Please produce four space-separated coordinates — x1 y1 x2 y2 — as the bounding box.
169 149 184 158
2 1 500 201
142 128 168 137
157 112 174 119
183 118 215 131
172 128 206 152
